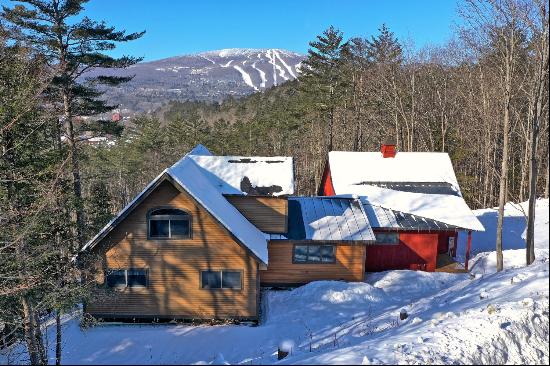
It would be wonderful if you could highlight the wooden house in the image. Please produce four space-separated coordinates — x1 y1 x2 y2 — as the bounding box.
80 145 377 321
80 143 483 321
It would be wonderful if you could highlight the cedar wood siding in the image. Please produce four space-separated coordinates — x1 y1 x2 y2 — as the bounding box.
225 196 288 234
86 180 260 320
260 241 366 286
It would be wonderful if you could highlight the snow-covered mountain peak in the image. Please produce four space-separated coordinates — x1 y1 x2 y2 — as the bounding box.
84 48 305 113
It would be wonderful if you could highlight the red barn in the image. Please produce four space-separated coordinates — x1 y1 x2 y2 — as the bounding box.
318 142 484 272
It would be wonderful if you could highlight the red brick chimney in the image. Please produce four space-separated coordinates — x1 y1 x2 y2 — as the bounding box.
381 138 397 158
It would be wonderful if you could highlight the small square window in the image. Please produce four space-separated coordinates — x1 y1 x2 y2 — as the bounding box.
106 270 126 288
150 220 169 238
171 220 190 237
201 271 222 289
127 269 147 288
222 271 242 289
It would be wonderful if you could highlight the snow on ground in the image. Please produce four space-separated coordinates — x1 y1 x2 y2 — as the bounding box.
2 200 548 365
457 199 549 262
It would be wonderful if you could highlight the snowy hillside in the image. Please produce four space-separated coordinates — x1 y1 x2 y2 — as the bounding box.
83 48 304 113
1 200 548 365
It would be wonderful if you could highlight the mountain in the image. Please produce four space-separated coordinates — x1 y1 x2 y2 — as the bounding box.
86 48 305 114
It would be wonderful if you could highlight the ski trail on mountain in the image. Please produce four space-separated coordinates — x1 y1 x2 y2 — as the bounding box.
233 65 258 91
274 49 297 79
200 55 216 65
251 62 267 88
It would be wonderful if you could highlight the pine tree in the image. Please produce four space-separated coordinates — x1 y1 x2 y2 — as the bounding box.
2 0 144 250
366 24 403 65
0 38 69 366
301 25 348 151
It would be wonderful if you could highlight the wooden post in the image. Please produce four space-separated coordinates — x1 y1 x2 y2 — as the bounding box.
465 231 472 271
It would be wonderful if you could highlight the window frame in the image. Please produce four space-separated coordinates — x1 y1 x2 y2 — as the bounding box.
292 244 336 264
373 232 400 245
147 207 192 240
199 269 243 291
105 268 149 289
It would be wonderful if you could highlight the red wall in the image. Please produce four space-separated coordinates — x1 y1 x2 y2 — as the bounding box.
318 162 336 196
318 165 451 273
365 231 439 272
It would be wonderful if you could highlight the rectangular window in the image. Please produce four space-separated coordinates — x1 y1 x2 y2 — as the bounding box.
105 269 148 289
105 269 127 288
127 269 148 288
221 271 242 289
149 219 190 238
293 245 308 263
293 245 336 264
201 270 242 290
149 220 170 238
374 232 399 245
170 220 190 237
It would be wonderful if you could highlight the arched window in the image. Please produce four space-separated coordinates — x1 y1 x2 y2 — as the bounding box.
148 208 191 239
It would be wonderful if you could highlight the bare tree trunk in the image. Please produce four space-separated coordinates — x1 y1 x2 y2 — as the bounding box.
56 310 62 365
21 296 40 366
526 10 549 265
496 43 514 272
495 109 509 272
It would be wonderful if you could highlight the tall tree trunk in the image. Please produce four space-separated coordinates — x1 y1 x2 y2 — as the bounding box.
56 310 62 365
21 296 40 366
496 53 513 272
495 109 509 272
63 91 84 251
526 16 548 265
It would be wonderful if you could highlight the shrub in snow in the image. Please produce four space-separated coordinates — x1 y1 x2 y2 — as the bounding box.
278 340 294 360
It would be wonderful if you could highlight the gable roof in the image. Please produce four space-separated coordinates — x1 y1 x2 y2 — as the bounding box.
327 151 484 232
328 151 461 194
188 155 294 196
81 154 268 264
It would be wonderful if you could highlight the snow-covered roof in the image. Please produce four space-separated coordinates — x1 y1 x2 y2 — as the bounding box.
188 155 294 196
328 151 484 232
168 157 268 263
81 153 268 264
353 185 484 231
266 197 376 242
188 144 213 156
328 151 461 194
362 202 459 231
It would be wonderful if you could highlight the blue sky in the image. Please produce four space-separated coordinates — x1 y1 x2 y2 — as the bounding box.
1 0 462 61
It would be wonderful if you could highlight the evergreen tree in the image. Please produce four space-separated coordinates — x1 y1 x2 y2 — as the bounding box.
301 25 348 151
85 180 112 237
366 24 403 65
0 38 71 365
2 0 144 249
